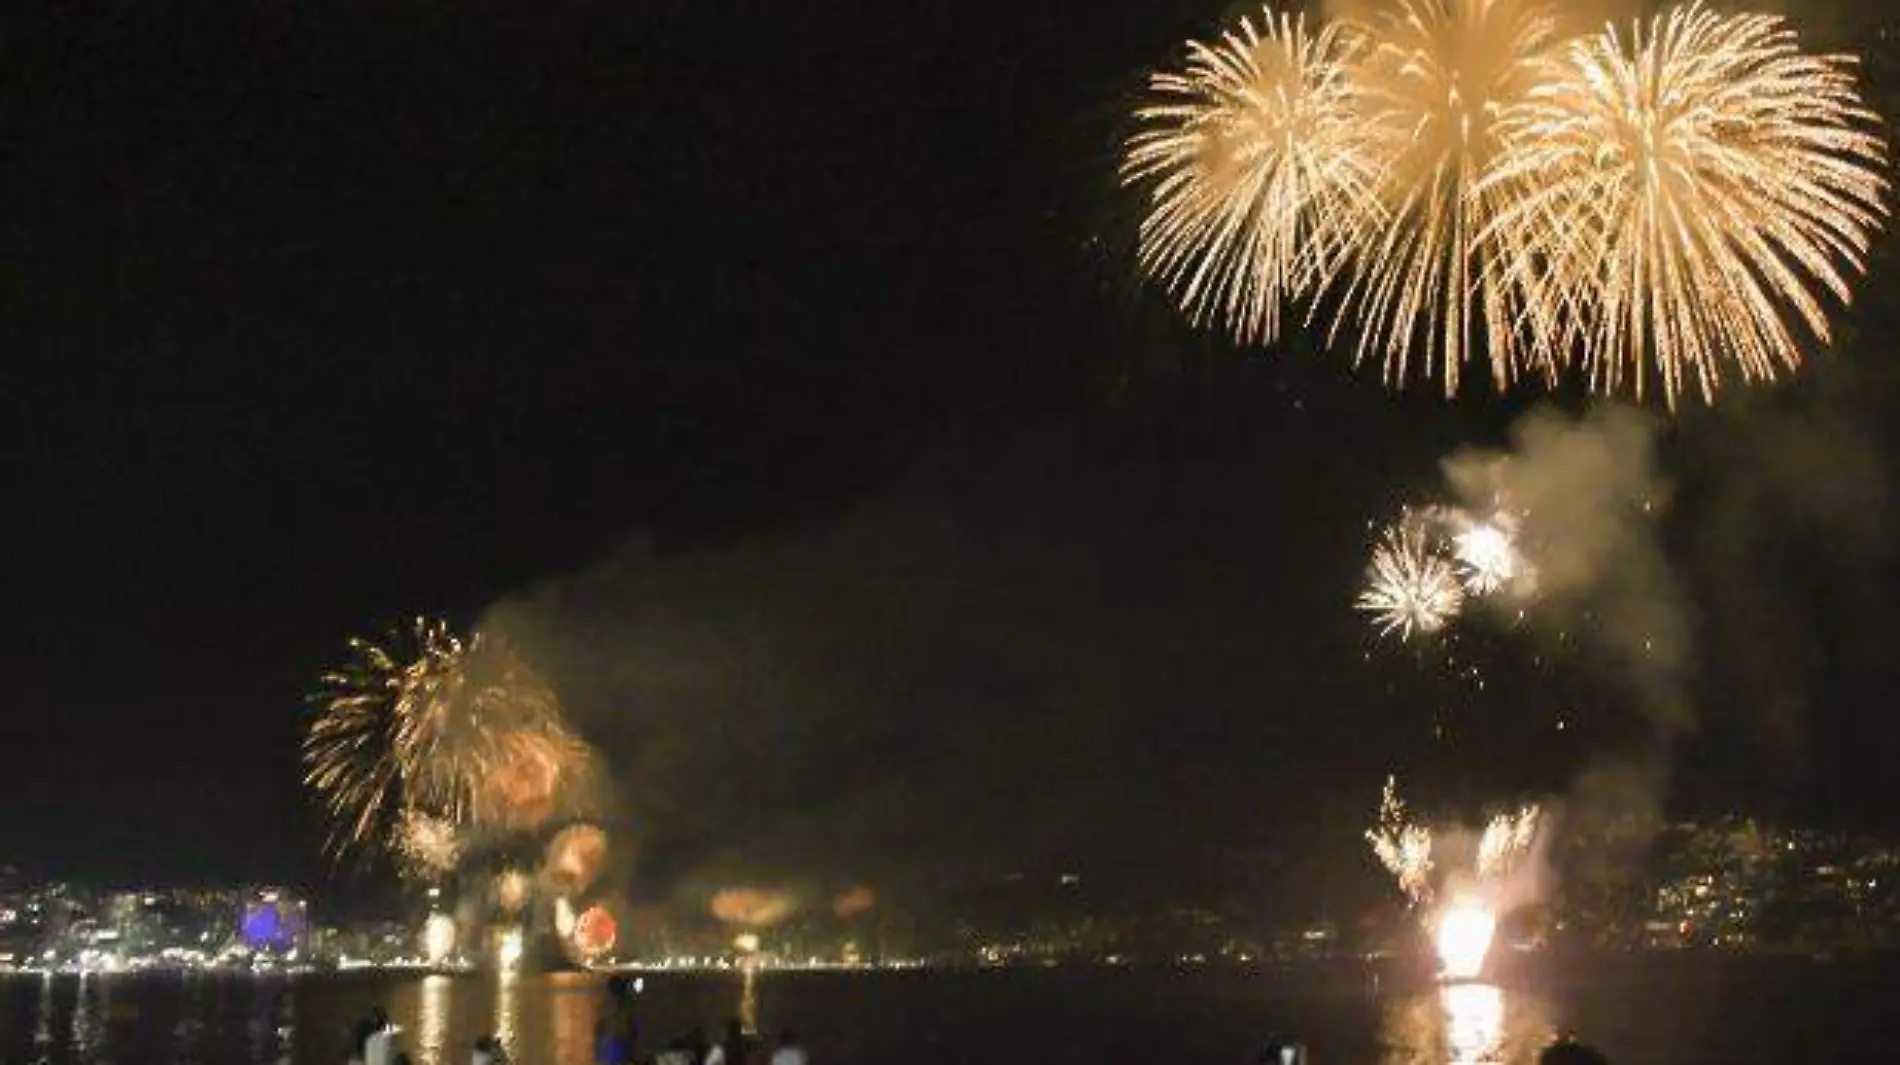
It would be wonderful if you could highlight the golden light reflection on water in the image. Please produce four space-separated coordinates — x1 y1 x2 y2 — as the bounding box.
418 974 451 1065
549 971 597 1063
494 970 520 1058
70 971 100 1056
740 963 760 1034
1442 983 1504 1062
1381 981 1555 1064
33 971 54 1049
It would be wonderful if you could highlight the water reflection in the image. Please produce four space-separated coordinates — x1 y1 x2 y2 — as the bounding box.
419 974 451 1065
1442 983 1504 1062
550 972 595 1063
70 972 100 1058
276 983 298 1065
1381 981 1555 1064
33 971 53 1050
739 964 760 1035
494 970 520 1058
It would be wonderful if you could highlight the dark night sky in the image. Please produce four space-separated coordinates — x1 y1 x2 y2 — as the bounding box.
2 1 1898 910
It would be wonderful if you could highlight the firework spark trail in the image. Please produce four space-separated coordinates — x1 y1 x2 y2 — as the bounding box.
1485 2 1889 407
1367 776 1436 903
1357 518 1466 640
1476 802 1541 879
1122 8 1385 344
303 617 597 865
1335 0 1567 395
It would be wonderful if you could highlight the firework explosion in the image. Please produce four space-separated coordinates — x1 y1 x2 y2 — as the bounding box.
1336 0 1565 393
1434 897 1497 981
1356 519 1466 640
303 617 597 865
396 809 462 881
1450 514 1525 598
1358 504 1532 640
1488 3 1888 407
1366 777 1544 978
493 869 531 916
1125 1 1887 403
572 905 618 959
1122 10 1382 344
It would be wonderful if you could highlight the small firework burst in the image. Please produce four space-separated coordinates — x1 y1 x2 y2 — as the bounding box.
396 809 462 881
1450 511 1529 597
1358 521 1465 640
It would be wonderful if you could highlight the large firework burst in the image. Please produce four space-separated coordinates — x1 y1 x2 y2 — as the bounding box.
1331 0 1566 394
303 617 594 864
1123 1 1888 406
1487 2 1889 407
1123 8 1383 344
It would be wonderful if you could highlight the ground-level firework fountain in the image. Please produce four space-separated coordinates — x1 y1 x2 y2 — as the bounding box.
1433 897 1498 982
1367 777 1543 980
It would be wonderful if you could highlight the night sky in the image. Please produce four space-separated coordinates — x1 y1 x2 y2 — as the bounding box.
3 0 1898 913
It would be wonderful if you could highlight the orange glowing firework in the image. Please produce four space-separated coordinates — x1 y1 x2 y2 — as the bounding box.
832 885 876 919
1487 2 1888 407
484 728 595 829
1123 8 1383 344
709 887 799 928
543 823 609 896
493 868 531 915
572 905 618 959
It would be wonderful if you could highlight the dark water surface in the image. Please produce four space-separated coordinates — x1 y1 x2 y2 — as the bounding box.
0 956 1895 1065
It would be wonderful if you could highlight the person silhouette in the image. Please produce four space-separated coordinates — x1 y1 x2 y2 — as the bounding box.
1539 1038 1610 1065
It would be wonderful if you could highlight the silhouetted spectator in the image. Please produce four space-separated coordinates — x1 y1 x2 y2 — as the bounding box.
769 1028 808 1065
1258 1041 1306 1065
595 977 639 1064
1539 1039 1610 1065
704 1019 749 1065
